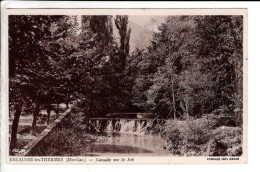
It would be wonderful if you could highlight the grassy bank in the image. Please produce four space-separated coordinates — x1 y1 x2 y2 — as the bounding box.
27 112 97 156
151 115 243 156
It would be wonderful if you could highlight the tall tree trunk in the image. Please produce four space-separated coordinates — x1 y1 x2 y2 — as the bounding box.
10 103 21 155
84 101 91 124
171 72 177 120
30 103 39 135
56 103 59 118
84 107 90 132
46 105 51 125
84 109 89 124
167 26 177 120
185 99 189 118
66 102 69 110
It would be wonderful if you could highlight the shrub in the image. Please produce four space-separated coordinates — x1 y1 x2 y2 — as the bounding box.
164 124 183 155
207 126 242 156
184 118 211 145
154 118 212 156
151 116 243 157
155 119 211 156
151 122 166 136
227 145 242 156
28 112 92 156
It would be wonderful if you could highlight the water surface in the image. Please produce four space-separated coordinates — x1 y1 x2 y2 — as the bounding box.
80 132 172 156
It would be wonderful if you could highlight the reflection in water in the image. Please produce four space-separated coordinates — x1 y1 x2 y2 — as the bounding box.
84 144 153 154
80 132 171 156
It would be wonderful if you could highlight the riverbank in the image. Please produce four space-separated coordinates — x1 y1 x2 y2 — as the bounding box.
151 115 243 156
9 104 70 156
28 112 170 156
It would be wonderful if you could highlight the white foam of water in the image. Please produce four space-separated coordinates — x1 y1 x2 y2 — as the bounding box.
90 119 150 133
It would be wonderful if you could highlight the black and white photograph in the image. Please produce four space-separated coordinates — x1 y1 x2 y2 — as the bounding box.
2 7 248 165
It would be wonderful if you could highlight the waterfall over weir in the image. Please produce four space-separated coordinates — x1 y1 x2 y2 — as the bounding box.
87 118 165 134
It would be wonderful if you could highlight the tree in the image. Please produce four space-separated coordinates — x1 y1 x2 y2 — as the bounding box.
69 15 121 122
195 16 243 113
9 103 22 155
114 15 131 68
131 16 197 118
9 15 78 136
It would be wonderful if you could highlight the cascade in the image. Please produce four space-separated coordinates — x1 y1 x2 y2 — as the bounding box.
87 118 160 134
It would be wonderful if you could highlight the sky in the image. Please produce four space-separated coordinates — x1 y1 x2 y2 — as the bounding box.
128 16 165 32
76 15 165 33
74 15 165 51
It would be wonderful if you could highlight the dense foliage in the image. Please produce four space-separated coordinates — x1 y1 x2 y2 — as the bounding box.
128 16 243 119
9 15 243 153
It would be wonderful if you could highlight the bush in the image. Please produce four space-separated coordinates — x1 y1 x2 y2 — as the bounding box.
176 118 211 156
151 121 166 136
37 127 87 156
163 121 184 155
184 118 211 145
207 126 242 156
154 119 211 156
153 117 243 156
29 112 92 156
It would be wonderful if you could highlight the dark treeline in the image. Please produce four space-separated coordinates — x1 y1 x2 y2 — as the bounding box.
9 15 133 152
128 16 243 120
9 15 243 153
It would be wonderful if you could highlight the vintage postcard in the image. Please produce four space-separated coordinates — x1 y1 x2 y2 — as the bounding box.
1 6 248 164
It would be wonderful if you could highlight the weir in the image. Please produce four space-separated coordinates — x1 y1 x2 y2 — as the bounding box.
87 118 166 133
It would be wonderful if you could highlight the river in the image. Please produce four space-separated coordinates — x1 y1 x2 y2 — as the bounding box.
79 132 172 156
